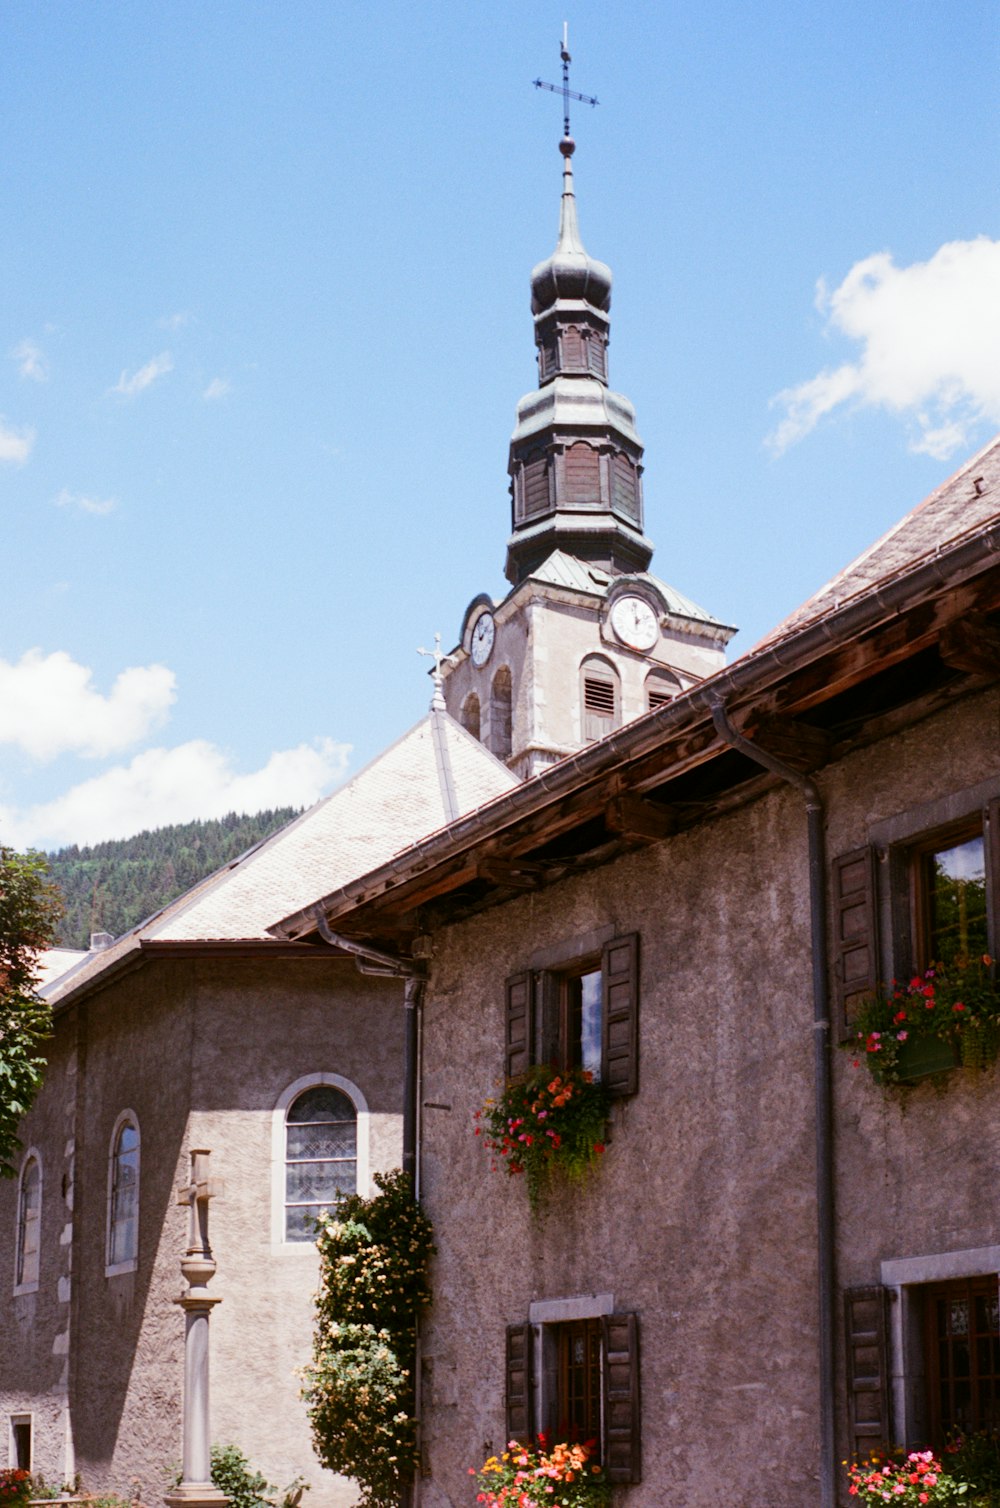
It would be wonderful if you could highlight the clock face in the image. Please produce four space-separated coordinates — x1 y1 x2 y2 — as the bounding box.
470 610 496 667
610 595 659 651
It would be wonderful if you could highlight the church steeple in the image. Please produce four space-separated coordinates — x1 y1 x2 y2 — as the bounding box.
505 132 654 586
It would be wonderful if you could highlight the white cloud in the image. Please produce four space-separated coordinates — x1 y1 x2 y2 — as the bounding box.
112 351 173 397
0 416 35 464
203 377 231 400
160 311 193 330
768 236 1000 458
0 650 176 760
0 737 350 849
55 488 117 516
11 338 48 382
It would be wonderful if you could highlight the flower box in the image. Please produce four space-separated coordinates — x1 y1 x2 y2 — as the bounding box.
895 1035 960 1082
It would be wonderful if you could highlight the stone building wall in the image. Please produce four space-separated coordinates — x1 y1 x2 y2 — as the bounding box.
414 682 1000 1507
1 954 405 1508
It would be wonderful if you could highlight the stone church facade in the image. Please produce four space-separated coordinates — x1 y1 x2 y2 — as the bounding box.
5 93 1000 1508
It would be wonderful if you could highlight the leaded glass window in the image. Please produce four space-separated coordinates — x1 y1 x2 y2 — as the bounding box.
108 1120 139 1268
285 1086 357 1241
16 1155 40 1288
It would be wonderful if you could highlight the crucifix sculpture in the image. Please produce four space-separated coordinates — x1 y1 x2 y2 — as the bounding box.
164 1149 228 1508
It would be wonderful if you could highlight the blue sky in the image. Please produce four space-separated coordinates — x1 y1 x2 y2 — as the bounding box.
1 0 998 850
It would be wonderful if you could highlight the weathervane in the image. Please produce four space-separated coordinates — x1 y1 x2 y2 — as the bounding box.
533 23 598 140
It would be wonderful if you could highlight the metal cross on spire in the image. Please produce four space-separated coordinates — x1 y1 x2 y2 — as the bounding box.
533 23 598 139
417 633 453 711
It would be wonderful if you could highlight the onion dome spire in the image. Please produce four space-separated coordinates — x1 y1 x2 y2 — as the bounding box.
505 131 653 587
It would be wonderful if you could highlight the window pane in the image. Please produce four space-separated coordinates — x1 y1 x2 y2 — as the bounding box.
285 1086 358 1241
286 1159 357 1204
928 835 988 966
287 1121 356 1160
580 970 603 1080
287 1086 355 1123
110 1123 139 1266
17 1158 40 1286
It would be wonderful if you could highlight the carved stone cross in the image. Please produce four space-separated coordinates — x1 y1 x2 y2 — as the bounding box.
176 1148 224 1269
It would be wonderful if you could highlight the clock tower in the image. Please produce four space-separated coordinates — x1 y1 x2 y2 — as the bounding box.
440 81 735 779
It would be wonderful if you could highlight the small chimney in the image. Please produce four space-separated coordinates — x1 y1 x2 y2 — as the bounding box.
90 932 114 952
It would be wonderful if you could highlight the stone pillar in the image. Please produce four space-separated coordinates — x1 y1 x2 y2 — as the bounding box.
164 1149 228 1508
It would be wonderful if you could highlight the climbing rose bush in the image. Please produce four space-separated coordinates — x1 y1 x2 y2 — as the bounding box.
471 1441 610 1507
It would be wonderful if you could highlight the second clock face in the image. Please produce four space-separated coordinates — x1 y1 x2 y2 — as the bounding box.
470 610 496 667
610 595 659 651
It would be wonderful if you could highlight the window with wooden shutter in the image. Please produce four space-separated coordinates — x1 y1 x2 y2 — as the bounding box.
587 333 607 380
602 1312 641 1483
519 454 551 520
581 657 619 743
563 442 602 508
490 666 513 762
506 1323 534 1444
602 933 640 1098
460 692 481 742
505 971 534 1080
832 846 880 1042
560 325 585 370
611 453 640 522
845 1286 892 1460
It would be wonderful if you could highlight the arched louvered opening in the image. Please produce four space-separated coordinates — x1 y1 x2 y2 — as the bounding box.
611 453 641 523
461 692 481 742
491 666 513 761
581 655 620 743
645 669 680 714
563 441 602 508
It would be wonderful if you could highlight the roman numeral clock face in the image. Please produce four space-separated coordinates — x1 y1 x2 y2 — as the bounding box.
470 610 496 667
610 595 658 651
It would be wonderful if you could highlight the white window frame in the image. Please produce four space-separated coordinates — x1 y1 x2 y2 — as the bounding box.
13 1149 42 1296
105 1110 140 1277
881 1244 1000 1448
271 1073 370 1253
8 1413 33 1471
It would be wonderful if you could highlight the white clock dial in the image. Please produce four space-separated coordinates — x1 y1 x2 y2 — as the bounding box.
610 595 658 651
470 610 496 667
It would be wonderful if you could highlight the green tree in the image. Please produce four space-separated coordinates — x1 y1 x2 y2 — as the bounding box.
0 846 62 1178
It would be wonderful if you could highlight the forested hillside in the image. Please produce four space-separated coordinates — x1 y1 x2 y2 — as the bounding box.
46 808 300 949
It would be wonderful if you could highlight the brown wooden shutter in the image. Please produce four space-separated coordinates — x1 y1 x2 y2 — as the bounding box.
986 798 1000 965
844 1286 892 1459
602 933 639 1098
611 454 639 521
522 456 550 518
536 971 561 1068
565 442 602 506
505 1323 533 1446
602 1312 640 1483
832 847 880 1042
505 971 534 1079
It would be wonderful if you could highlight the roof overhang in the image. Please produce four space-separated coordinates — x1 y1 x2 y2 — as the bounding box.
273 517 1000 956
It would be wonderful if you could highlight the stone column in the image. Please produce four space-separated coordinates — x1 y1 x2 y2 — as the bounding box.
164 1149 228 1508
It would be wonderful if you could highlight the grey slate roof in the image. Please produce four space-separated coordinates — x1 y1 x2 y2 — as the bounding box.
44 708 518 1004
526 548 729 628
757 432 1000 649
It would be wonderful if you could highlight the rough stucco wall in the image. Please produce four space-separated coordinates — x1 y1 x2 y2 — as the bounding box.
0 1016 78 1480
415 684 1000 1508
1 955 404 1508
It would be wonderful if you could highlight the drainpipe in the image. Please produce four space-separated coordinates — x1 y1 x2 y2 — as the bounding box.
706 694 836 1508
311 909 425 1183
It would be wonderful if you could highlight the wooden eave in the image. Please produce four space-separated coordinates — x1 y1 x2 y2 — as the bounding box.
273 523 1000 956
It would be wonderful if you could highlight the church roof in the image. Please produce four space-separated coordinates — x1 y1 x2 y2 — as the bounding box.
756 432 1000 649
44 708 518 1003
526 549 732 628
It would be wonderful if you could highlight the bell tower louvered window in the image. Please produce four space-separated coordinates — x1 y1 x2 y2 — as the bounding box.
564 442 602 508
611 454 640 523
645 670 679 714
581 657 620 743
461 692 481 742
490 667 513 761
518 452 551 521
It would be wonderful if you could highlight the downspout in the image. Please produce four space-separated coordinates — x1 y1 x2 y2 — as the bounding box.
706 694 836 1508
311 910 427 1507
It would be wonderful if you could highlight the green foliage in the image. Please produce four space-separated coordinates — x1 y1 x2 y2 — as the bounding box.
844 958 1000 1086
45 808 300 949
0 846 61 1177
172 1444 306 1508
476 1065 610 1212
302 1170 434 1508
947 1432 1000 1506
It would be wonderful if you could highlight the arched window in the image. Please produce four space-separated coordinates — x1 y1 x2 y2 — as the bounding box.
645 669 679 714
490 667 513 762
581 656 620 742
107 1114 139 1273
461 692 481 742
15 1153 41 1291
284 1084 358 1242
